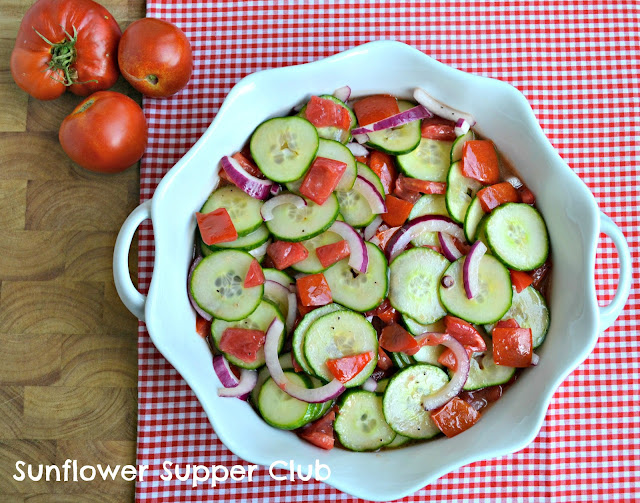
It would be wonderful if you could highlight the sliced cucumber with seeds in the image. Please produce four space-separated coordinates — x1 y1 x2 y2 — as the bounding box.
299 95 356 144
211 299 284 369
250 116 319 183
206 224 270 251
258 372 317 430
382 364 448 439
389 247 449 325
335 390 396 451
396 137 453 182
485 203 549 271
304 310 378 387
464 196 485 243
291 230 343 274
265 193 339 242
407 194 450 247
450 130 475 163
323 242 388 312
485 285 550 348
366 101 422 155
292 303 348 375
445 161 483 224
190 249 263 321
201 185 263 237
439 255 512 324
460 334 515 390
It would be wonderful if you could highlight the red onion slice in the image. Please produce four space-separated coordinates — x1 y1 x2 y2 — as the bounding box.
463 240 488 300
329 220 369 273
386 215 465 261
439 232 463 261
505 175 523 189
354 176 386 214
260 193 307 221
217 367 258 399
265 318 346 403
364 215 383 241
413 88 476 126
441 275 455 289
352 105 433 135
286 291 297 334
454 118 471 136
346 142 369 157
362 377 378 392
220 155 273 200
270 183 282 196
188 257 212 321
418 333 470 410
333 85 351 102
213 355 240 388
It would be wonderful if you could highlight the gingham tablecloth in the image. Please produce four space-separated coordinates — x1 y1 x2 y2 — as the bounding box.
136 2 640 501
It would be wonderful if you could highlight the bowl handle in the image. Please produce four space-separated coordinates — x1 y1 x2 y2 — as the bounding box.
113 200 151 322
597 212 631 331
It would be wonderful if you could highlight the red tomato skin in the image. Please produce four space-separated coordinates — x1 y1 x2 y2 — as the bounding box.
518 185 536 205
396 174 447 195
196 208 238 245
477 182 519 212
368 151 397 195
326 351 374 383
420 117 457 141
305 96 351 130
244 259 265 288
219 328 266 363
365 298 400 325
376 347 393 371
444 315 487 352
437 346 475 372
431 397 481 437
461 140 500 184
59 91 148 173
379 324 420 355
509 269 534 293
492 327 533 367
393 176 422 203
299 157 347 205
297 410 336 450
11 0 121 100
118 18 193 98
353 94 399 126
296 273 332 307
381 195 414 227
316 240 350 268
195 314 211 338
496 318 520 329
266 241 309 270
374 226 401 253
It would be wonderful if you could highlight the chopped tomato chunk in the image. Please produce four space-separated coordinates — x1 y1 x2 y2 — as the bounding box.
219 328 266 363
461 140 500 184
297 409 336 450
393 176 422 203
373 226 401 253
266 241 309 270
437 346 475 372
354 155 369 164
492 327 533 367
296 273 332 307
509 269 534 293
443 315 487 352
379 323 420 355
195 314 211 339
496 318 520 329
326 351 374 384
299 157 347 205
305 96 351 130
396 173 446 195
219 152 264 185
377 346 393 371
296 291 317 317
353 94 399 126
316 240 350 268
365 298 401 325
368 150 397 194
196 208 238 245
381 195 414 227
420 116 457 141
243 259 265 288
431 397 481 437
477 182 519 212
531 259 552 289
518 185 536 204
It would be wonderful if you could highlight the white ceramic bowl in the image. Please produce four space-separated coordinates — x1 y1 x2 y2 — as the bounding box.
114 41 631 501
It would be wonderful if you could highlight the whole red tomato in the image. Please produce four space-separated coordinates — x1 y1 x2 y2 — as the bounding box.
10 0 121 100
118 18 193 98
59 91 148 174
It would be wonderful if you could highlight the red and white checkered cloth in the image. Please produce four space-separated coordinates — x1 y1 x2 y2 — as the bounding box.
136 2 639 501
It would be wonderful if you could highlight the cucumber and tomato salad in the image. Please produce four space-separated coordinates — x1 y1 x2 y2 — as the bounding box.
188 88 552 453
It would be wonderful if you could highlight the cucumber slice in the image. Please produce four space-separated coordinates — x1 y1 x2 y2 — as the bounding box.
299 95 356 144
411 345 446 367
308 375 335 421
376 378 390 393
263 280 289 319
366 101 422 155
265 193 339 242
291 230 342 274
407 194 450 247
382 364 448 439
386 433 411 448
390 351 415 369
249 240 269 263
396 137 453 182
206 224 270 251
263 268 294 289
450 130 475 163
356 162 385 196
292 303 348 375
335 162 385 228
250 116 319 183
201 185 263 237
389 247 449 325
323 242 389 312
251 352 294 405
445 161 483 224
303 310 378 387
402 315 446 336
211 299 284 369
485 203 550 271
463 196 485 243
318 138 357 191
190 250 263 321
335 390 396 451
461 334 516 390
485 285 550 348
439 255 512 324
258 372 316 430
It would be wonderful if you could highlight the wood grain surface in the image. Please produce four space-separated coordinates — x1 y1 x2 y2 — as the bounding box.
0 0 145 500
